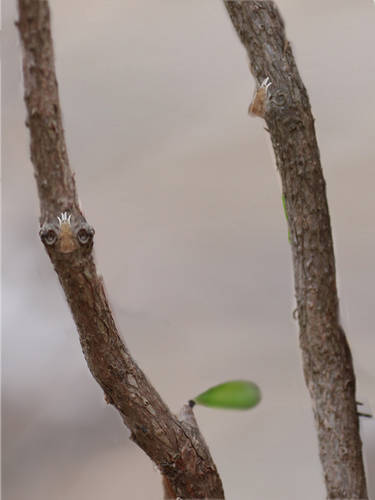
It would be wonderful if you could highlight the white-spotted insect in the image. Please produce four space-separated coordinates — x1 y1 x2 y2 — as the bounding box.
249 76 272 118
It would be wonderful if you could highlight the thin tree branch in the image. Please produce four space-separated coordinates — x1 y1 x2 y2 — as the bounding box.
16 1 224 498
224 1 367 498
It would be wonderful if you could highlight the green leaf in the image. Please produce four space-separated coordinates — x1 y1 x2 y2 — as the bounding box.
193 380 261 410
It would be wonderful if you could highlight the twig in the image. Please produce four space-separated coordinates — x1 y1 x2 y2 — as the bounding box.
16 1 224 498
224 1 368 498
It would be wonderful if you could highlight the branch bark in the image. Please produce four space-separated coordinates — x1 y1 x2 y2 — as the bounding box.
16 1 224 498
224 1 367 498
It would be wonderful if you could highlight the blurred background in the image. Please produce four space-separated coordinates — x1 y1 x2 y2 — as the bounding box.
2 0 375 498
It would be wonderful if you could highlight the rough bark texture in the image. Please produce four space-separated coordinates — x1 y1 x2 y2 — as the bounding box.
224 1 368 498
16 0 80 223
17 1 224 498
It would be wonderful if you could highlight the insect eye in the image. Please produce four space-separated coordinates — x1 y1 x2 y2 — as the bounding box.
77 227 93 245
41 228 58 245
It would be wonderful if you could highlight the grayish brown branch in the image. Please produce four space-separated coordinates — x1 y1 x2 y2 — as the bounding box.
224 1 367 498
17 0 224 498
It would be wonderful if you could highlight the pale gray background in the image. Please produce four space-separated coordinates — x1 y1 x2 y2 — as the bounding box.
2 1 375 499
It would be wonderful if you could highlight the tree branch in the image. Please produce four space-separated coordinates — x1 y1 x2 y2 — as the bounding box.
223 1 367 498
16 1 224 498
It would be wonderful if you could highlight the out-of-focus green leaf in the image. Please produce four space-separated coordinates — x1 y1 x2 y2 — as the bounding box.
193 380 261 410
